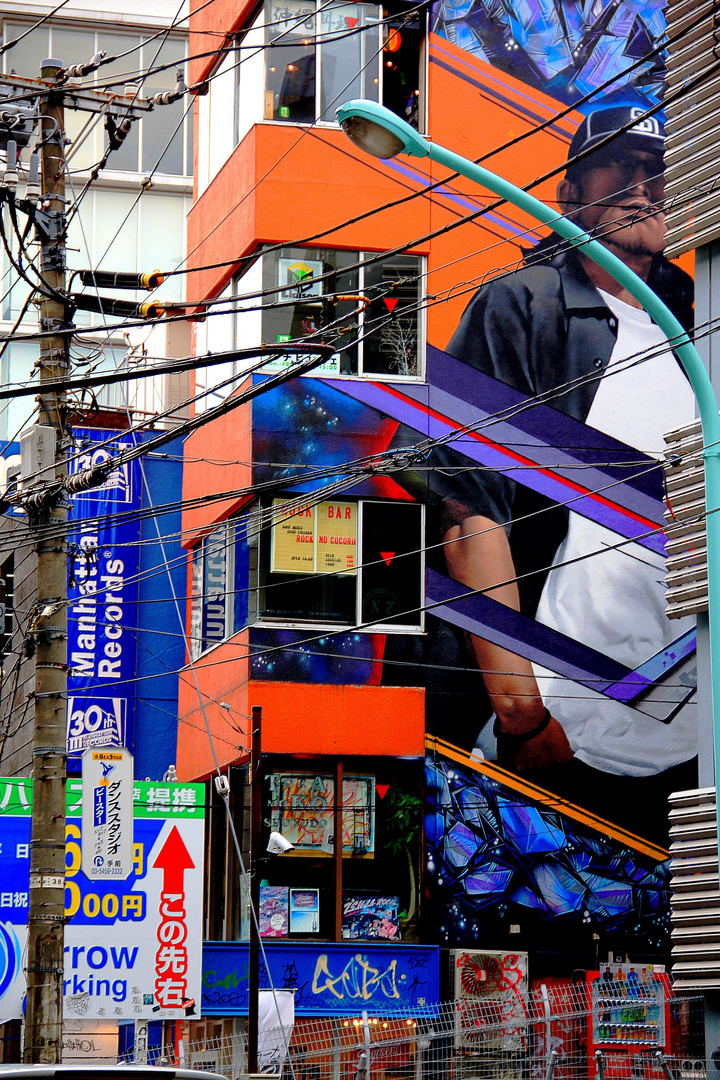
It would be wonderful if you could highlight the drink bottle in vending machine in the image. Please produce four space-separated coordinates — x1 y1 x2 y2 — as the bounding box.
588 963 670 1080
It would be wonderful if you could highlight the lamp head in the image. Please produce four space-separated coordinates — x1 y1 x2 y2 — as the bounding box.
267 830 294 854
337 99 429 159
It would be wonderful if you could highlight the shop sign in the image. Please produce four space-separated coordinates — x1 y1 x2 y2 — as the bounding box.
0 778 204 1021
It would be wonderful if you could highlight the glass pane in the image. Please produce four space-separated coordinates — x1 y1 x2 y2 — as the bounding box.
261 246 359 373
64 108 97 171
266 42 315 122
266 0 316 122
260 499 356 622
97 31 143 86
1 341 38 443
50 27 95 77
319 3 380 120
142 38 186 174
138 195 185 302
189 548 203 660
97 32 142 171
3 24 48 79
361 253 420 375
381 7 422 128
93 189 139 272
361 502 421 626
142 100 185 173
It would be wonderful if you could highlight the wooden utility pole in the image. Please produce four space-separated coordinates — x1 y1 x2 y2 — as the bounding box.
247 705 262 1074
23 58 69 1063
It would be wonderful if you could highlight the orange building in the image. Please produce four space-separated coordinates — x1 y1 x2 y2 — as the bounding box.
179 0 691 1031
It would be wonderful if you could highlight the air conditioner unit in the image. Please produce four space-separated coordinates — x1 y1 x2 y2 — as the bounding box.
449 949 529 1061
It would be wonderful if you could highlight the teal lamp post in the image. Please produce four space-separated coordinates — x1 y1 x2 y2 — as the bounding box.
337 97 720 839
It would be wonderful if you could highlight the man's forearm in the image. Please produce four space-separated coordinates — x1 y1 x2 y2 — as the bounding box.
444 513 546 733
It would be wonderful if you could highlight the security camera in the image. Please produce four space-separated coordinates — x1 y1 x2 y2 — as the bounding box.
267 831 294 854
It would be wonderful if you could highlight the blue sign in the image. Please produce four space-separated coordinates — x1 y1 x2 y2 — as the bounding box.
66 429 141 762
202 941 440 1016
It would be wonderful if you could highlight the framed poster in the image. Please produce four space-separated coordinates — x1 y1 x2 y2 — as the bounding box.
259 886 289 938
289 888 320 933
342 895 399 940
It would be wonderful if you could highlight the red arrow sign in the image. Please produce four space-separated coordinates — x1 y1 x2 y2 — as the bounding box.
380 551 395 567
383 298 399 313
153 825 195 894
345 15 359 26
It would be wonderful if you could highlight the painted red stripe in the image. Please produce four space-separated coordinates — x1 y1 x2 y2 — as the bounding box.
372 382 660 532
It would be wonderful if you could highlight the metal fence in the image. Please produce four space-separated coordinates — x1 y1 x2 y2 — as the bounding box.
123 985 706 1080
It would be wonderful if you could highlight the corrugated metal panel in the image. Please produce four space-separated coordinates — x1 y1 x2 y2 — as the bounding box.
669 787 720 989
664 0 720 256
663 417 708 617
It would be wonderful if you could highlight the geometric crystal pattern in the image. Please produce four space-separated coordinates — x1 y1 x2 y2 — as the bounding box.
425 755 671 956
430 0 667 104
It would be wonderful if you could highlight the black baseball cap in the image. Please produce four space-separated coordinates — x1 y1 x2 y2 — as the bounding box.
566 105 665 177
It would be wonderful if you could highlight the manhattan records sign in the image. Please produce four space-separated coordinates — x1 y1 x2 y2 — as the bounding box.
0 778 204 1021
66 428 141 763
82 748 133 880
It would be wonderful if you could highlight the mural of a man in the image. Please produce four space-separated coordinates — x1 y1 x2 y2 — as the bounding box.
437 104 697 841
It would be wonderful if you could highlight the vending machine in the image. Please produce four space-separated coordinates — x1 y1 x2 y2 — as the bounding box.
588 962 671 1078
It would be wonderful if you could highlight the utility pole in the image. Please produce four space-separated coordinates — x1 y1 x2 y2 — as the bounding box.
247 704 262 1076
23 58 69 1064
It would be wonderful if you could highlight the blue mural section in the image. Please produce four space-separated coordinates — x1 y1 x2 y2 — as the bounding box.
425 755 671 955
202 942 440 1016
430 0 666 104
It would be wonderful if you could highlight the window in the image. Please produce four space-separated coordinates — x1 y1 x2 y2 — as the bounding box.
0 554 13 664
190 520 249 658
258 497 423 629
260 0 423 126
2 22 192 176
254 246 423 377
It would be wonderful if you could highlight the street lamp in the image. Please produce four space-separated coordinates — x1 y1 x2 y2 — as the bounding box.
337 97 720 839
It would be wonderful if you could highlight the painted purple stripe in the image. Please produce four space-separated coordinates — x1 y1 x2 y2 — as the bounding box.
326 378 667 555
426 347 663 501
430 42 573 143
383 157 537 239
605 629 696 703
426 568 628 688
382 155 535 239
429 53 562 136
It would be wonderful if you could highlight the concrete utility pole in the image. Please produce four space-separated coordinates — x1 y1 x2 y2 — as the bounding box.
23 58 69 1064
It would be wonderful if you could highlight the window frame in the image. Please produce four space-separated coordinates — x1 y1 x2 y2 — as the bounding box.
236 246 426 381
234 0 426 136
189 519 237 660
1 20 192 178
256 496 425 634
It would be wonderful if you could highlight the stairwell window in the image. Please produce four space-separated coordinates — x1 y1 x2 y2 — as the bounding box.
257 497 423 630
262 0 424 127
255 246 424 378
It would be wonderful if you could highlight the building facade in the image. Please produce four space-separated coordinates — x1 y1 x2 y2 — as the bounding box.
182 0 697 1052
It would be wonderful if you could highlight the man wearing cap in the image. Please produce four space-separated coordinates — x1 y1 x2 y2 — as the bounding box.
436 104 697 840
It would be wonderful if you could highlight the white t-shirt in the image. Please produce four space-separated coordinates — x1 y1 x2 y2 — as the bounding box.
530 290 697 776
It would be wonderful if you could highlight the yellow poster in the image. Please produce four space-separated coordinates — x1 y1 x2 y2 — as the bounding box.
271 500 316 573
316 501 357 575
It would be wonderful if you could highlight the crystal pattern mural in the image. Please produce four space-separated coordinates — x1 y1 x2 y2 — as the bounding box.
425 755 671 955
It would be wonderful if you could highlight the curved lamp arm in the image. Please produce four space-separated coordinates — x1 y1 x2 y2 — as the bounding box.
338 98 720 832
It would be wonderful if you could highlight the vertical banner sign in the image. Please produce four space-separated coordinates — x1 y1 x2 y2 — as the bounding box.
82 748 134 880
0 778 205 1021
66 428 141 762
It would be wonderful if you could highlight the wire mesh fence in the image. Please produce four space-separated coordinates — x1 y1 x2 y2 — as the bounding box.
117 986 706 1080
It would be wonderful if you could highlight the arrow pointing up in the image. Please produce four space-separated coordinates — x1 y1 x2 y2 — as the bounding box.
153 825 195 894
